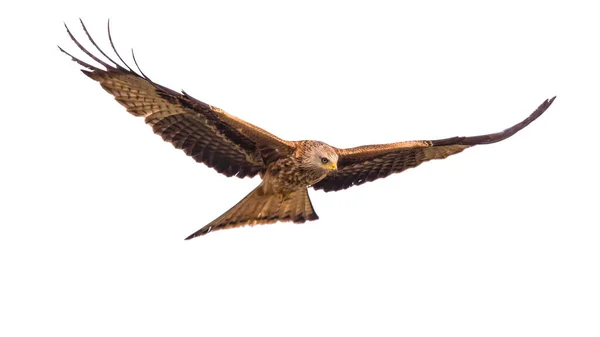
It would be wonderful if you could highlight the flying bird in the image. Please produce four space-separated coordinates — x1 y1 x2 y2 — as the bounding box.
60 20 555 239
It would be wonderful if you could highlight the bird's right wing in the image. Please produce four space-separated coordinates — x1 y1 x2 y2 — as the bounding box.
313 97 555 192
60 20 296 178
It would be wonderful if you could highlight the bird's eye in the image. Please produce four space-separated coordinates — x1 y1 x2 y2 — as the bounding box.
320 157 329 164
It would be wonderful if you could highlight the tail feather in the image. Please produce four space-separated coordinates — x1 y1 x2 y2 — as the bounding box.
185 186 318 239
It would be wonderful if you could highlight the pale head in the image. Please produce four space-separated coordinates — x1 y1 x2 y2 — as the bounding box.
299 140 339 172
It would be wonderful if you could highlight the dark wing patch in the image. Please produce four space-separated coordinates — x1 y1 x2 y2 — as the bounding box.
60 20 295 178
313 97 555 192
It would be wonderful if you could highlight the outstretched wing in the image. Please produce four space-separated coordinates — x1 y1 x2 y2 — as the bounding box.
60 20 296 178
313 97 555 192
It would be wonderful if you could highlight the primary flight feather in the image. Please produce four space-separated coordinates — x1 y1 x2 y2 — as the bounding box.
60 20 555 239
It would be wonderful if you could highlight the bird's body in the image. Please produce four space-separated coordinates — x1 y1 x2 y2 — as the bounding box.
191 140 338 237
263 140 338 194
60 20 555 239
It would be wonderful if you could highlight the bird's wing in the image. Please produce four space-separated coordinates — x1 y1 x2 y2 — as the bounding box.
313 97 555 192
60 20 296 178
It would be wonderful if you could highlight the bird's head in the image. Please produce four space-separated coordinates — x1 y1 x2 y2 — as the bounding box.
303 141 338 172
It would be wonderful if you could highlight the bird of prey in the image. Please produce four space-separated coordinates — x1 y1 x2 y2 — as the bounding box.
60 21 555 239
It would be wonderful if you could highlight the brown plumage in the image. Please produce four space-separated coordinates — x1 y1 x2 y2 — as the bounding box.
60 20 556 239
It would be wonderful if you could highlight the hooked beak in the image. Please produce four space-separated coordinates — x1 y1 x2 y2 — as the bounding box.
330 163 337 172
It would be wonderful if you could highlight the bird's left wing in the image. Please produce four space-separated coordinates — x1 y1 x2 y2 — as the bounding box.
313 97 555 192
60 20 296 179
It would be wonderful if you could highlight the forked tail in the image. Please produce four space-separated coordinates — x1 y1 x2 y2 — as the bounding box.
185 186 318 239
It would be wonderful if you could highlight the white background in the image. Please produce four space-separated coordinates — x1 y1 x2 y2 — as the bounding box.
1 1 599 336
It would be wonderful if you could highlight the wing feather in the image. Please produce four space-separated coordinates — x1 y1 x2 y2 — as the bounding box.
60 20 295 178
313 97 555 192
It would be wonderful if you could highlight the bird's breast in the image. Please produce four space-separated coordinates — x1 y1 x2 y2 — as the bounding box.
263 158 326 194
